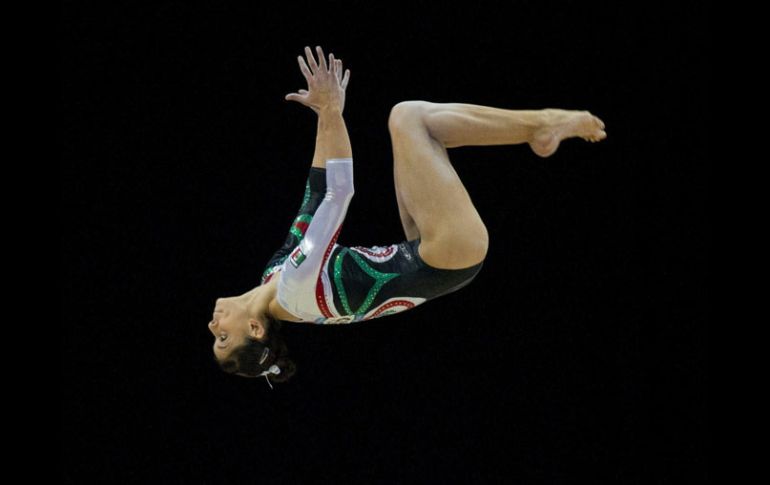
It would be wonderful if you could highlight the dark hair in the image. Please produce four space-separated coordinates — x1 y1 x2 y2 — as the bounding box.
216 316 297 384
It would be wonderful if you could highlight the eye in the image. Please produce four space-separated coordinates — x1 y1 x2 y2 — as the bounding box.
219 335 227 342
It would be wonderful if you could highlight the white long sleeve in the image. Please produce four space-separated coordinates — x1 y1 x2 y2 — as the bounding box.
276 158 354 320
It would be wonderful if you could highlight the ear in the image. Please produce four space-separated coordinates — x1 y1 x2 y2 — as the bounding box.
248 318 266 341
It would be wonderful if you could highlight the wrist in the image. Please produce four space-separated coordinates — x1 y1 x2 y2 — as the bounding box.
318 105 343 116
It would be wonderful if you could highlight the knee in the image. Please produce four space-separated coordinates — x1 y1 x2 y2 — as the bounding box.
449 223 490 264
467 222 490 262
388 100 431 132
474 225 490 260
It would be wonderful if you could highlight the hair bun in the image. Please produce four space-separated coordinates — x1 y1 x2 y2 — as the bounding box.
270 357 297 383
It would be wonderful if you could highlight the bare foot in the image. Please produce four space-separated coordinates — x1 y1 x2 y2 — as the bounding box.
529 109 607 158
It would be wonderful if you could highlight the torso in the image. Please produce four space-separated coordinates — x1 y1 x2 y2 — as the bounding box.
264 240 483 325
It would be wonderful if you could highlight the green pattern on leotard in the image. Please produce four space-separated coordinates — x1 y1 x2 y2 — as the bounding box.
333 248 400 316
290 214 313 239
300 178 311 210
261 167 326 286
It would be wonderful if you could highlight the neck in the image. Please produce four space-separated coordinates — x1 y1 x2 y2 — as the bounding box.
239 276 303 323
237 283 271 319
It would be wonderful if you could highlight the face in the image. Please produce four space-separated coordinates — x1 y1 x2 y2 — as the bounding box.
208 297 267 361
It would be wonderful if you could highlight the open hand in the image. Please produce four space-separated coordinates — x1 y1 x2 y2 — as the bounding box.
285 46 350 114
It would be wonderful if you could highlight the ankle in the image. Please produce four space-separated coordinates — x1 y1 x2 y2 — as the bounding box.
539 108 558 127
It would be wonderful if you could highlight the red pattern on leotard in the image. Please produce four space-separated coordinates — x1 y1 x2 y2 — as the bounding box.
315 225 344 318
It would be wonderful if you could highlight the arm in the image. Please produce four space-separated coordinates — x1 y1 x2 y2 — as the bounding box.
276 47 355 319
261 47 352 284
261 47 353 284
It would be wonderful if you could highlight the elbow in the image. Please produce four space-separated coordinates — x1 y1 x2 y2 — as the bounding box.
325 158 354 198
327 186 354 202
345 182 355 198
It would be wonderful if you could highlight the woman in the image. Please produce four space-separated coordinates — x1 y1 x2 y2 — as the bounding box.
209 46 606 387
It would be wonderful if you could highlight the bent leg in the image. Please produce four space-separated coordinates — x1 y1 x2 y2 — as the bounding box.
389 101 606 269
389 102 490 269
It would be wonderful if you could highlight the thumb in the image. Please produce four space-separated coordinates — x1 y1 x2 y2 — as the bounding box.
285 93 302 102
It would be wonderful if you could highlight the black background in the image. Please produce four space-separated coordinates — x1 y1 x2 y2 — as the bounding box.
62 1 708 483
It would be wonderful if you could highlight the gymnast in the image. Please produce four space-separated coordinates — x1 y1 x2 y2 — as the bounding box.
208 46 606 387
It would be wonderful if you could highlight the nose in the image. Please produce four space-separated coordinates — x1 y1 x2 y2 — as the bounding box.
208 319 217 335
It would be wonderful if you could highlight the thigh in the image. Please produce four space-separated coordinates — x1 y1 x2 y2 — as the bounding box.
390 112 488 269
393 162 420 241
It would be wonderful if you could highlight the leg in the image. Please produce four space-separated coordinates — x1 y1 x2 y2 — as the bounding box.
422 103 606 155
389 101 605 269
393 163 420 241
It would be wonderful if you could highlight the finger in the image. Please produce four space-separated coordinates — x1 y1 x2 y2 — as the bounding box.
285 93 303 102
297 56 312 82
330 57 338 80
335 59 342 82
304 46 319 73
299 89 309 95
341 69 350 89
316 46 327 72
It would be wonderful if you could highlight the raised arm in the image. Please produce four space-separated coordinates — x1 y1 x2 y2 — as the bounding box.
286 46 352 167
276 47 356 320
260 47 353 285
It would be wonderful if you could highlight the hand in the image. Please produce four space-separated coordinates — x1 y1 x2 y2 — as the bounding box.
285 46 350 114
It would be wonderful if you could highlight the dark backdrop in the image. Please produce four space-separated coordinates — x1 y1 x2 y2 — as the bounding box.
62 2 708 483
